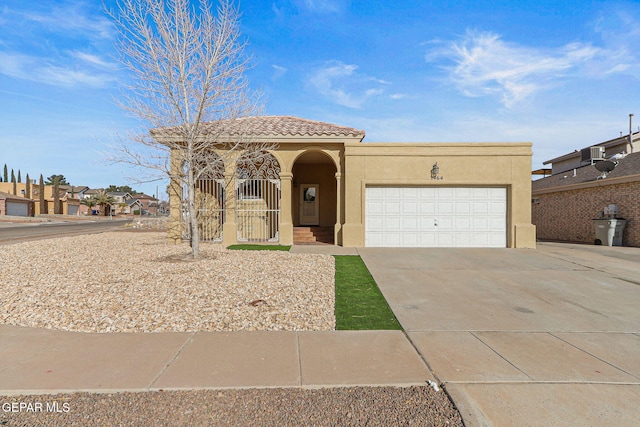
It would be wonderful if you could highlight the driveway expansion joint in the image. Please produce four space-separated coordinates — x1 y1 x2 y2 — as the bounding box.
400 329 443 385
469 332 534 381
550 332 640 381
147 332 197 389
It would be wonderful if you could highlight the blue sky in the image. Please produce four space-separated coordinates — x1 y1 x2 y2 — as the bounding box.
1 0 639 198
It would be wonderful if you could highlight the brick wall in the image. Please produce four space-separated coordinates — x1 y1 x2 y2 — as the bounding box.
532 181 640 247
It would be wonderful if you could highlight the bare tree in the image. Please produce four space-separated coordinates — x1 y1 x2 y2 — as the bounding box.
107 0 274 257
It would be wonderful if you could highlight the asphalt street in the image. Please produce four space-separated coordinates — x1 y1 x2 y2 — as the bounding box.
0 219 131 244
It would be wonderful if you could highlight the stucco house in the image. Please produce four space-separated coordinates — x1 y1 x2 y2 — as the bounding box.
532 131 640 246
160 116 536 248
0 182 79 216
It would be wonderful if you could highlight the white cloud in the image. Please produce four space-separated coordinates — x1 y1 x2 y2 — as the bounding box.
389 93 408 100
21 4 113 40
271 64 288 80
0 51 113 88
295 0 346 14
0 2 116 88
429 31 598 107
308 60 388 108
69 51 117 69
589 4 640 77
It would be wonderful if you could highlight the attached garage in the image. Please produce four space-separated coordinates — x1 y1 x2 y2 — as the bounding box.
365 186 507 248
0 191 34 217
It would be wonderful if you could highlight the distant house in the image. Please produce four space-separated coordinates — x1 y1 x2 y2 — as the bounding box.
106 192 133 215
126 199 143 214
60 185 89 200
133 193 159 215
107 192 134 204
532 131 640 246
0 191 34 217
0 182 78 215
82 188 102 199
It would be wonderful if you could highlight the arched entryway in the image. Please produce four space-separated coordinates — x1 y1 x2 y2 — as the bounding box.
291 151 338 244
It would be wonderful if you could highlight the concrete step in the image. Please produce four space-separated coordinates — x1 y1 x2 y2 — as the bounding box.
293 227 334 244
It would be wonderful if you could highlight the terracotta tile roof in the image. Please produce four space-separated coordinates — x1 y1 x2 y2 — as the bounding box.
533 151 640 191
152 116 366 139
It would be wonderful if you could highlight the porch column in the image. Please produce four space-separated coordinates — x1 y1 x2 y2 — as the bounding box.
279 172 294 245
334 171 342 246
167 148 184 243
222 166 238 246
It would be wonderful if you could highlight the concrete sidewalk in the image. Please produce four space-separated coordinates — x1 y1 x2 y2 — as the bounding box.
359 243 640 426
0 326 434 395
3 242 639 426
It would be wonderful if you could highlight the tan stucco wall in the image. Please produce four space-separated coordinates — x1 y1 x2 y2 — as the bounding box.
341 142 535 248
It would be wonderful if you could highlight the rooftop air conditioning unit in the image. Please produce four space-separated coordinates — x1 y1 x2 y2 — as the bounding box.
581 146 605 163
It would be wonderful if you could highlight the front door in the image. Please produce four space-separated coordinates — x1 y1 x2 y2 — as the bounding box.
299 184 319 225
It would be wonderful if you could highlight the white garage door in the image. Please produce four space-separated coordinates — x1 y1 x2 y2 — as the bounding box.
6 201 28 216
366 187 506 248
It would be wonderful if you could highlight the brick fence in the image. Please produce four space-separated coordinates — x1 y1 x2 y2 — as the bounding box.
532 181 639 247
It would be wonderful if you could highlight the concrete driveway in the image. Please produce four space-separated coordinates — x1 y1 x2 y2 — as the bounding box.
359 243 640 426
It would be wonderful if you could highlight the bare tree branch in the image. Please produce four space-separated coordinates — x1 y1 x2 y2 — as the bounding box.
106 0 275 257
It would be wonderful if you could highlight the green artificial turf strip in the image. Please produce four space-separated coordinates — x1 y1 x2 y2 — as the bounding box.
227 244 291 251
334 255 402 330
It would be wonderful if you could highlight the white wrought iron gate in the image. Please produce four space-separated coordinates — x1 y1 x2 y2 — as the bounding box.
236 178 280 242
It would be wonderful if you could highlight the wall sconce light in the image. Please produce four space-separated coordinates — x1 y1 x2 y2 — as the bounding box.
431 162 442 180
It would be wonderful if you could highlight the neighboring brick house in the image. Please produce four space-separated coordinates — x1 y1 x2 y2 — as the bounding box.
532 132 640 247
133 194 159 215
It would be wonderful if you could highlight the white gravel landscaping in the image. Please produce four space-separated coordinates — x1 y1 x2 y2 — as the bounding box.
0 232 335 333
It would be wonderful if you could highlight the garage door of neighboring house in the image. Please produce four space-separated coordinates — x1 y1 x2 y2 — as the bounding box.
68 205 78 216
365 186 507 248
6 201 28 217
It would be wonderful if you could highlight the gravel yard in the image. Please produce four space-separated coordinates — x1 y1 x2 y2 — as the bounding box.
0 231 335 333
0 387 464 426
